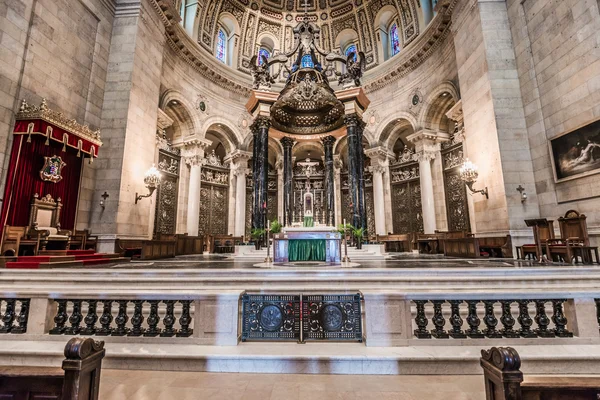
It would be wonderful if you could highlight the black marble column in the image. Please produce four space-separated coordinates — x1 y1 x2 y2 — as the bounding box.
344 114 362 231
251 117 270 230
322 135 336 227
281 137 294 227
356 120 367 236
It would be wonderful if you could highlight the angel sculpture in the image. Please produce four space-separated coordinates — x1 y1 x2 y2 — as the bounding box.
249 53 288 90
326 51 367 88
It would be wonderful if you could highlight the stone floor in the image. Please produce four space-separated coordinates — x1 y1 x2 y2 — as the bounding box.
99 370 486 400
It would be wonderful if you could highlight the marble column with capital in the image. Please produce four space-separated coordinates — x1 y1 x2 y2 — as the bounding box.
322 135 336 227
225 150 252 237
181 140 210 235
416 150 437 234
365 147 394 236
251 116 270 230
281 137 294 226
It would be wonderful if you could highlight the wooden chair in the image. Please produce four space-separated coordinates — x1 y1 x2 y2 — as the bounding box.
547 210 599 264
0 225 40 256
28 193 71 252
520 219 555 262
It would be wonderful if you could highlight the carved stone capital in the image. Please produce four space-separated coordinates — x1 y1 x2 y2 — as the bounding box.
280 136 295 150
343 114 366 129
251 116 271 133
224 149 252 167
365 146 394 167
232 167 251 178
415 150 438 163
321 135 336 149
183 155 205 167
368 165 387 175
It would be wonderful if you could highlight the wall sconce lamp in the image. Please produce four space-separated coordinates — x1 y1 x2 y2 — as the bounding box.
100 191 109 208
460 159 489 199
135 165 161 204
516 185 527 202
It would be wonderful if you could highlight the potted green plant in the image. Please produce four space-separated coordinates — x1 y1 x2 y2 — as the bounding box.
251 228 266 251
270 220 282 235
352 227 365 250
337 223 355 246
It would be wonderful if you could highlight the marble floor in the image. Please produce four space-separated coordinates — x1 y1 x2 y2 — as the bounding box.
99 369 486 400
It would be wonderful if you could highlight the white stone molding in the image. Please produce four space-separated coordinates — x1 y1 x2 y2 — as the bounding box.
156 108 174 131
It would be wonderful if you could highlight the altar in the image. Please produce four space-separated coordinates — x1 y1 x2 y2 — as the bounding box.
273 227 341 264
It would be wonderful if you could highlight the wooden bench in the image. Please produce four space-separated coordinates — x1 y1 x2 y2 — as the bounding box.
208 235 243 254
481 346 599 400
172 234 204 255
115 238 176 260
377 234 413 252
0 337 105 400
443 235 513 258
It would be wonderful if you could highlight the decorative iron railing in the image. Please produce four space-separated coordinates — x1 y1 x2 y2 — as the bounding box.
0 298 30 334
412 299 572 339
49 299 193 337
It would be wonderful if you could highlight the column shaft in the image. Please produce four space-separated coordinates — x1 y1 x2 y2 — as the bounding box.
322 136 336 227
186 162 201 235
251 117 270 230
345 115 361 230
234 171 247 236
372 168 386 235
281 137 294 226
419 157 436 234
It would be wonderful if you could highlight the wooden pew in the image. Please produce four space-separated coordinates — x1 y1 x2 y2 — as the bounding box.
377 234 413 252
115 238 176 260
0 337 105 400
481 346 599 400
156 233 205 255
443 235 513 258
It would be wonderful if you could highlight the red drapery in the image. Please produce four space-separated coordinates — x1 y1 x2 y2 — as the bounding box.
0 135 83 231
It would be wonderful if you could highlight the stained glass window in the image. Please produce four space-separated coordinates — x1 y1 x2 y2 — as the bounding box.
345 44 357 61
301 54 314 68
390 23 400 56
216 29 227 63
258 48 270 65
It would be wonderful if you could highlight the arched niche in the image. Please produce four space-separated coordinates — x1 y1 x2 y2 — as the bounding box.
373 5 401 63
216 12 240 67
159 91 198 141
202 119 242 153
420 82 460 133
379 117 417 153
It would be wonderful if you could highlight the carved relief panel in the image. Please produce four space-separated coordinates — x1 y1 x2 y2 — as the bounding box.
198 165 229 235
442 143 470 232
154 149 180 236
390 161 423 234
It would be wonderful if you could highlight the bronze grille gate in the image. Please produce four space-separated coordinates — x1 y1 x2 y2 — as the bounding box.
245 167 278 237
441 142 470 232
198 162 229 235
340 170 375 234
389 159 423 233
154 148 180 236
241 293 363 342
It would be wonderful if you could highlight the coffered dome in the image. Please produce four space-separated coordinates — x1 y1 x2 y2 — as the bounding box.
181 0 436 76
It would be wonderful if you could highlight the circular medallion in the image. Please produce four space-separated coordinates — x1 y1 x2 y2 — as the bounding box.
321 305 343 332
260 305 283 332
198 101 206 112
412 94 420 106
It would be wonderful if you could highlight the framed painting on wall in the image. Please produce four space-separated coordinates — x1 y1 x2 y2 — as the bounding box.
549 117 600 183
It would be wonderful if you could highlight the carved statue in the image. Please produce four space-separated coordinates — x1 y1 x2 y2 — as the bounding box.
326 50 367 88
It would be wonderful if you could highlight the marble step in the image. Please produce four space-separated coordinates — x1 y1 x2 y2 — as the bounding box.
2 340 599 375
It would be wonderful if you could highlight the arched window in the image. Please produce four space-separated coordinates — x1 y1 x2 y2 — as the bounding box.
345 44 357 61
390 23 400 56
216 29 227 63
258 48 271 65
301 54 314 68
179 0 198 36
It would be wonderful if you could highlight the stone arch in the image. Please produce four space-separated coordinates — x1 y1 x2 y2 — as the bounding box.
200 116 243 151
293 140 324 160
419 81 460 132
373 5 401 63
159 89 200 140
256 31 280 54
335 28 359 53
379 118 417 154
375 111 419 146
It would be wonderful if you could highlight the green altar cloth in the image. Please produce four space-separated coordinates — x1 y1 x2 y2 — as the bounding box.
303 216 314 227
288 239 326 262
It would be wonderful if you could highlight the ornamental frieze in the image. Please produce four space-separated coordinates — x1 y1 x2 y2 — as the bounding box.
201 169 229 185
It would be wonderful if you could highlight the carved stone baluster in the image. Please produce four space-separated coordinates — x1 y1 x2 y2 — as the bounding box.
144 300 161 337
448 300 466 339
81 300 98 335
160 300 176 337
112 300 129 336
0 299 16 333
534 300 555 338
466 300 484 338
129 300 145 336
499 301 519 338
413 300 431 339
431 300 449 339
11 299 30 334
483 300 502 338
50 299 68 335
517 300 536 338
96 300 113 336
66 300 83 335
176 300 193 337
552 300 573 338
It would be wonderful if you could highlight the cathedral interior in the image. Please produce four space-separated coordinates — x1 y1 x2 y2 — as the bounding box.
0 0 600 398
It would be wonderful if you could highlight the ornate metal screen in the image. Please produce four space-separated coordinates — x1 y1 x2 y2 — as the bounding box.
340 171 375 234
292 162 326 225
245 166 279 234
442 143 470 232
241 294 300 341
390 159 423 234
154 149 180 236
198 163 229 236
302 294 362 341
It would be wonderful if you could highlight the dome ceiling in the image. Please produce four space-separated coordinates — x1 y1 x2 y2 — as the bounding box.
197 0 423 75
